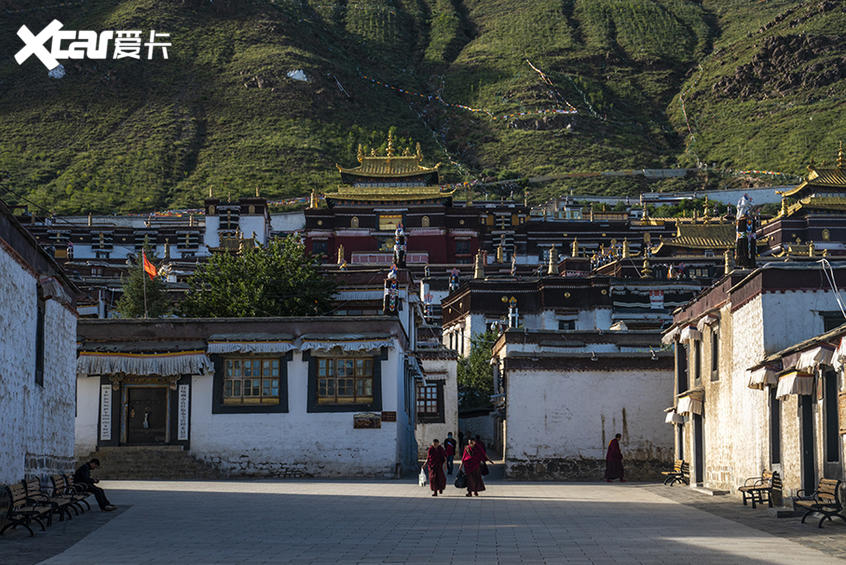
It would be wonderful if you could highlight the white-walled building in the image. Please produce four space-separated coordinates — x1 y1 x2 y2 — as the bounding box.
75 317 417 477
414 348 459 457
664 262 846 496
0 201 78 484
492 329 674 479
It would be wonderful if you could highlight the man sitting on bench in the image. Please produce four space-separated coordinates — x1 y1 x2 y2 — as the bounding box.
74 458 116 512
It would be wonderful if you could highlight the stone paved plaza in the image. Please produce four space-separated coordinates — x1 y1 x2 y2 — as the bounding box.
4 478 846 564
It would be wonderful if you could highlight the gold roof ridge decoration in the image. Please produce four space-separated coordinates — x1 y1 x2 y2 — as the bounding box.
337 133 440 178
651 222 735 253
782 141 846 198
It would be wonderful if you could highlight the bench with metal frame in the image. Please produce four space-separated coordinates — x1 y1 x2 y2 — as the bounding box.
51 474 90 514
661 459 689 486
738 470 782 509
0 483 54 537
23 477 76 522
795 478 844 528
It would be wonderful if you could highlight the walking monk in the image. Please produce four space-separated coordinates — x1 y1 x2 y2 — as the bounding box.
605 433 626 482
425 439 447 496
460 438 486 497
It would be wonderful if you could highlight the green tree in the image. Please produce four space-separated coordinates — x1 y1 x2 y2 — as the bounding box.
457 330 499 410
180 235 336 317
115 250 171 318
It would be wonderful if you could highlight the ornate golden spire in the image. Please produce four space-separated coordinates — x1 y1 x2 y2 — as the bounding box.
386 131 395 158
838 140 844 169
415 142 423 160
641 257 652 278
622 238 630 258
547 244 558 275
357 144 364 163
571 237 579 258
780 195 788 216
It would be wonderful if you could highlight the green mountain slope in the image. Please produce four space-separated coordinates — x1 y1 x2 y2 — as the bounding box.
0 0 844 214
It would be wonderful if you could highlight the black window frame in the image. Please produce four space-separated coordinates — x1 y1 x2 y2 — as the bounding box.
770 387 781 465
710 328 719 381
676 342 688 393
306 348 386 413
416 381 445 424
693 340 701 386
211 352 290 414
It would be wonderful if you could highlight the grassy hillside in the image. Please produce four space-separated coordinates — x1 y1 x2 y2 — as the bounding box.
0 0 843 214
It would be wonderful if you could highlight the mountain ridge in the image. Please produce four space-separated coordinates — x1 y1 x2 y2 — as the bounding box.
0 0 844 214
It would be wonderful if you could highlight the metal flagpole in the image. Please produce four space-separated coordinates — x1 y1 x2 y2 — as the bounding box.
143 253 148 319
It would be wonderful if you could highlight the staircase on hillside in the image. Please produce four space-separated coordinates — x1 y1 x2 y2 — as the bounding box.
78 446 224 480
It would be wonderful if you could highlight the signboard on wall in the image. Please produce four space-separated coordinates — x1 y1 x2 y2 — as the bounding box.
100 385 112 441
177 384 190 441
354 412 381 429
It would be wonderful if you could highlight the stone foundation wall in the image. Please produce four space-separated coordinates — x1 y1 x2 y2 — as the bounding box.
506 456 670 481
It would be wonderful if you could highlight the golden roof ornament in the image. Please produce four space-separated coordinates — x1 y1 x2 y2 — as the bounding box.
641 258 656 278
308 189 317 209
724 250 731 275
809 240 815 257
780 195 788 216
416 142 423 160
838 140 844 169
370 148 377 157
357 144 364 163
337 244 345 265
474 251 485 279
622 238 630 258
386 131 395 158
571 237 579 258
547 244 558 275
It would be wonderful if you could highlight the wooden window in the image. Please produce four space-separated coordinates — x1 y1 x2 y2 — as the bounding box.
676 343 688 393
416 383 444 423
223 358 280 405
317 357 374 405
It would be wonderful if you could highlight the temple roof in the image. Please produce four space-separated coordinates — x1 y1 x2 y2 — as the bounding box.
651 223 735 254
336 136 440 178
781 144 846 199
323 184 455 203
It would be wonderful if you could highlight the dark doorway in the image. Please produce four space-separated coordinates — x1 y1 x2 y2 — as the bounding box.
126 387 168 444
800 395 816 494
677 424 684 460
824 370 842 478
693 413 704 484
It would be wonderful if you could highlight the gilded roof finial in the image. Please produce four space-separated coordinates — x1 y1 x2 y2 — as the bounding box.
386 131 395 158
415 142 423 161
402 146 410 156
357 144 364 163
255 186 260 197
838 140 844 169
370 148 377 157
209 186 213 198
641 256 652 278
547 244 558 275
622 238 630 258
571 237 579 258
780 195 788 217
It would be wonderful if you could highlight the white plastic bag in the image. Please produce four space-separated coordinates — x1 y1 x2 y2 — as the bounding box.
418 466 428 486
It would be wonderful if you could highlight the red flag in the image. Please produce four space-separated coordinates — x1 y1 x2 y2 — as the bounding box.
142 250 157 280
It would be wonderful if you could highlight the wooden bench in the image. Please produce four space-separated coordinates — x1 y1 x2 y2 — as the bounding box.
661 460 689 486
0 483 53 537
738 470 781 509
51 474 89 514
795 478 844 528
23 477 75 522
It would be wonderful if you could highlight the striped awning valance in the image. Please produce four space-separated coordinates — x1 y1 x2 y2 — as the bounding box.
77 350 212 377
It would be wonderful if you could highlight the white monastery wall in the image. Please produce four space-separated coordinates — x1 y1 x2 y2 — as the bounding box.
504 366 673 480
415 357 459 458
0 248 76 484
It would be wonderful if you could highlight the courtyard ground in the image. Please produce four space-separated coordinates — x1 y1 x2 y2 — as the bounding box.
3 477 845 564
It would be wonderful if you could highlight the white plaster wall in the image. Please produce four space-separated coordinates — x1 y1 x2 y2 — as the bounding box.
270 212 306 233
0 248 76 484
761 290 835 352
75 376 101 457
415 358 459 457
189 350 403 477
239 215 268 244
203 215 220 249
505 367 673 469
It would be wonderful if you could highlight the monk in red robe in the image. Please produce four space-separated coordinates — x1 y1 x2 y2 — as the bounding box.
605 433 626 482
425 439 446 496
460 438 486 496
